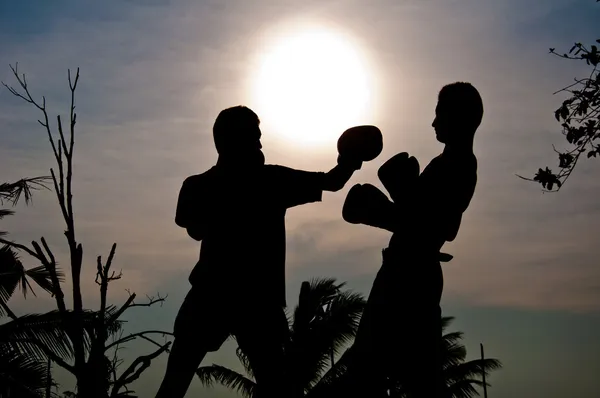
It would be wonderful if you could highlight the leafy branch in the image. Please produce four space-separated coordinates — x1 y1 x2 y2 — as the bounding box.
521 6 599 191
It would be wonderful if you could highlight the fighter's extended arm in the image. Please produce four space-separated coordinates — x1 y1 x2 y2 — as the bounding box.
321 155 363 192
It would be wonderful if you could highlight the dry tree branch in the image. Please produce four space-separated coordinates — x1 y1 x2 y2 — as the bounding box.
105 330 174 351
30 239 66 313
107 292 166 331
1 64 61 174
0 237 43 260
110 341 172 397
128 292 167 309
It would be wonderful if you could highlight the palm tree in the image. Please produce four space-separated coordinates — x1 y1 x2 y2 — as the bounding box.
1 176 64 398
439 316 502 398
386 316 502 398
196 278 366 397
1 177 121 397
197 279 501 398
3 66 173 398
1 177 55 318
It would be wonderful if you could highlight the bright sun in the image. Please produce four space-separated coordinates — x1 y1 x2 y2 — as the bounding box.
249 25 374 147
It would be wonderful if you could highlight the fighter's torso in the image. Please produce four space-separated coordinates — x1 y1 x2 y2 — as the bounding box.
387 151 478 256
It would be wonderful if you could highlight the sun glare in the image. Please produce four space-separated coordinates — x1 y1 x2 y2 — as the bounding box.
249 25 375 147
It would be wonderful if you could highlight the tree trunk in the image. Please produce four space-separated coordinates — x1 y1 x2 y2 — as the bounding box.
76 357 109 398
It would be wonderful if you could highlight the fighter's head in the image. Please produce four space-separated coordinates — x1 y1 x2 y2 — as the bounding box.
432 82 483 145
213 106 264 166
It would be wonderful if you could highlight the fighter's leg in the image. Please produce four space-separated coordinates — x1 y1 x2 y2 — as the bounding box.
155 288 230 398
335 260 398 398
234 303 290 398
155 336 207 398
383 261 445 398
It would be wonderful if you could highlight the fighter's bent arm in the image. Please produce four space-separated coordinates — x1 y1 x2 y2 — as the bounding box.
175 177 206 241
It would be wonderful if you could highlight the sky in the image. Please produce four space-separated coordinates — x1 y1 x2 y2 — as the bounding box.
1 0 600 397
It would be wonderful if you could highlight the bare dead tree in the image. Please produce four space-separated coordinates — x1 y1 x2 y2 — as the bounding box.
1 63 173 398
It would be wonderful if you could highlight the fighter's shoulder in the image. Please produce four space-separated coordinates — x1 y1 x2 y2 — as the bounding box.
182 167 217 188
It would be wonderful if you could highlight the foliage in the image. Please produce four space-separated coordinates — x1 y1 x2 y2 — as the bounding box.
0 64 172 398
392 317 502 398
1 177 56 397
525 0 600 191
196 280 501 398
196 278 366 398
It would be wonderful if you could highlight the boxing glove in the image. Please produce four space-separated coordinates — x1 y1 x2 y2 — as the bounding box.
377 152 420 204
337 125 383 163
342 183 395 231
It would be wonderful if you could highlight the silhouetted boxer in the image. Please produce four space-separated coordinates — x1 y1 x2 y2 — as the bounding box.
156 106 372 398
344 82 483 398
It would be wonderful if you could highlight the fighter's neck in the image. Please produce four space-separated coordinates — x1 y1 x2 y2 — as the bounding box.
442 142 474 156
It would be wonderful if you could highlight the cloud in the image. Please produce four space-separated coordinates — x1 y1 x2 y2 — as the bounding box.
3 0 600 315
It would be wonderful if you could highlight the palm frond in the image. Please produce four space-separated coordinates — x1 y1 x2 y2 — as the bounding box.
0 311 76 361
0 306 122 359
0 177 51 206
0 348 50 398
447 378 486 398
309 345 356 395
0 245 28 303
441 316 455 333
444 358 502 383
104 305 125 338
292 278 343 334
289 278 366 390
234 344 255 380
442 331 464 346
0 209 14 220
26 265 63 295
442 342 467 369
196 364 256 398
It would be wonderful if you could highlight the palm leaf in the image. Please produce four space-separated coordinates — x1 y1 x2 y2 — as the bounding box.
447 378 485 398
233 343 255 380
196 364 256 398
309 345 357 398
0 311 76 361
441 316 455 333
0 177 51 206
26 265 64 296
104 305 125 338
0 347 50 398
0 245 63 305
292 278 342 334
445 358 502 383
0 306 123 364
0 209 14 220
442 340 467 369
289 278 365 390
0 245 28 303
442 331 464 346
